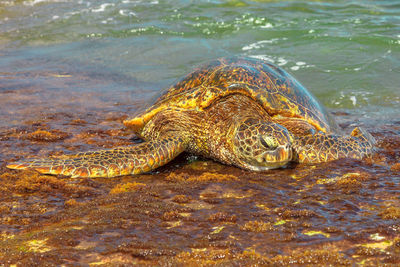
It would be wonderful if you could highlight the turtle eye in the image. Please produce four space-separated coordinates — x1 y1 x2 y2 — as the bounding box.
260 136 277 150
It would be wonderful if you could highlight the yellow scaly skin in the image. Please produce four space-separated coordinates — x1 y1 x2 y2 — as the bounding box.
293 127 376 163
7 136 186 178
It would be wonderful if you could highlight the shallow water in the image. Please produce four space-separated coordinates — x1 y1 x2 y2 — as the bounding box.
1 0 399 111
0 0 399 265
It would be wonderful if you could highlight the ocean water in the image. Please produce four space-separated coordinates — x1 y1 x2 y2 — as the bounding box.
0 0 399 127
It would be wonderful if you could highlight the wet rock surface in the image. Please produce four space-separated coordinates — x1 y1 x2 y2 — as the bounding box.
0 80 399 266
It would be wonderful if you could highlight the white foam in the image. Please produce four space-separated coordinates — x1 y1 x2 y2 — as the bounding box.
260 23 273 29
277 57 287 66
350 95 357 106
242 44 258 51
24 0 65 6
333 91 373 107
122 0 140 3
119 9 136 17
249 55 276 63
101 18 114 24
91 3 115 13
242 39 281 51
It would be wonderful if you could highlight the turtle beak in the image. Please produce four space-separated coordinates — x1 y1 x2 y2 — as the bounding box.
254 143 292 169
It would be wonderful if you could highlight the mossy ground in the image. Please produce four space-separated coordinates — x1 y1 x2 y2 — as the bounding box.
0 88 399 265
1 155 399 265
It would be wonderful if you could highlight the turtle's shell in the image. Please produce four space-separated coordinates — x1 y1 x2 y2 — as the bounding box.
124 57 338 134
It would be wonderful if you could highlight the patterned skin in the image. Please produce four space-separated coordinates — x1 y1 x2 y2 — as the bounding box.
7 57 376 178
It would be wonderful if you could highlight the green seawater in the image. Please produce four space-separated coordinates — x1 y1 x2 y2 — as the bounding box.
0 0 399 123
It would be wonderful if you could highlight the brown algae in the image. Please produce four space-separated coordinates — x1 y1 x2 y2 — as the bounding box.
0 87 399 265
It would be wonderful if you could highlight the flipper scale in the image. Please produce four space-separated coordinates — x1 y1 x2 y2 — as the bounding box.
294 128 375 163
7 136 186 178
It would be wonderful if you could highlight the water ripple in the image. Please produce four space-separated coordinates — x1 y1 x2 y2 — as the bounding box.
0 0 399 111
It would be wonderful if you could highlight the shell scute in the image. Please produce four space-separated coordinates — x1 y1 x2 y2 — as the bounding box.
124 57 337 134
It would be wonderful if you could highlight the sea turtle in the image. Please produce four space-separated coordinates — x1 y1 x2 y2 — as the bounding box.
7 57 375 178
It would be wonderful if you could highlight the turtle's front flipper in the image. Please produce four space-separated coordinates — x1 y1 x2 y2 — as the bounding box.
7 136 186 178
293 127 376 163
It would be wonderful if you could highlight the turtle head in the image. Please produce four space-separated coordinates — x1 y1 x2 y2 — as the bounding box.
233 118 294 170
